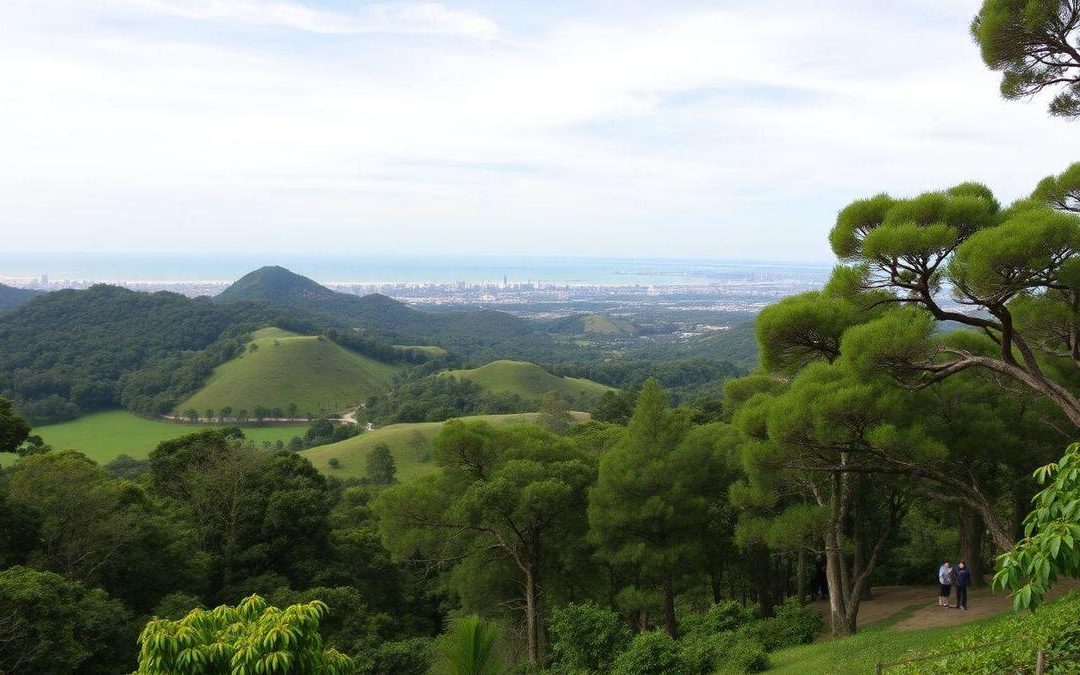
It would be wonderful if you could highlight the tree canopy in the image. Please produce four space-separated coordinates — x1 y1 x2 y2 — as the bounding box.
972 0 1080 117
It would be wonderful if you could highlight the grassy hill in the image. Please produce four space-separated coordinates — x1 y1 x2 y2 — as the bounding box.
443 360 614 402
582 313 639 336
177 330 400 417
15 410 305 466
300 412 588 481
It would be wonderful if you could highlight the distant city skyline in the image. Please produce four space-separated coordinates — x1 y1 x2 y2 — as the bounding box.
1 0 1074 259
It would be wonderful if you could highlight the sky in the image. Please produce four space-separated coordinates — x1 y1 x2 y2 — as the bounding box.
0 0 1075 261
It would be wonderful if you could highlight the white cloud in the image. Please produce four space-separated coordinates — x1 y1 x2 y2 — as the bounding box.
0 0 1072 259
115 0 498 38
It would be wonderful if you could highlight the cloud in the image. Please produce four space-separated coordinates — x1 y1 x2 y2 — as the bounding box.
0 0 1073 259
117 0 498 38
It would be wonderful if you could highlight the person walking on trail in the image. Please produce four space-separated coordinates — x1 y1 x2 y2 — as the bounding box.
955 560 971 611
938 560 953 608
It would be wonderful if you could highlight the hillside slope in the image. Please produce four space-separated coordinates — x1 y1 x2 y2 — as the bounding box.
0 285 275 423
301 412 589 481
443 360 613 402
0 283 41 313
177 331 400 417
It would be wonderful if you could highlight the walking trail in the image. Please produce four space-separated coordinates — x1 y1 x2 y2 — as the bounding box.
810 578 1080 631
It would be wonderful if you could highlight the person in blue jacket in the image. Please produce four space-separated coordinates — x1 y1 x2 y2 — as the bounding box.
954 560 971 610
937 560 953 608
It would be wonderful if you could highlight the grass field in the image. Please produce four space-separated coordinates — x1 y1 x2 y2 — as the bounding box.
301 412 588 481
443 360 613 401
394 344 449 357
22 410 306 465
177 330 400 417
582 313 637 336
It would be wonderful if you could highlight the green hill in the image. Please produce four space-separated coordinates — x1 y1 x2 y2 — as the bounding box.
443 360 614 402
177 331 400 417
300 412 588 481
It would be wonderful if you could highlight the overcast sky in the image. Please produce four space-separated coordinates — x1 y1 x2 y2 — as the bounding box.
0 0 1074 260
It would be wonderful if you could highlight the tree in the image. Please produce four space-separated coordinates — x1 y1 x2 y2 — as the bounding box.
0 566 132 675
377 421 596 664
1032 161 1080 212
366 443 397 484
538 391 574 434
0 397 30 454
134 595 352 674
6 450 142 583
287 402 300 419
588 379 725 638
728 364 921 636
205 408 214 422
184 408 199 422
972 0 1080 117
220 406 232 421
764 183 1080 428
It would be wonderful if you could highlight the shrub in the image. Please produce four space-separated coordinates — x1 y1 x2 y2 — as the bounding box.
357 637 434 675
681 600 756 637
328 457 341 469
677 630 737 673
739 598 823 651
717 638 770 674
612 630 690 675
549 602 631 674
433 614 505 675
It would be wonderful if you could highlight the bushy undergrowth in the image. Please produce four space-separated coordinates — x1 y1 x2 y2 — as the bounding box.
548 597 819 675
738 598 824 651
893 592 1080 673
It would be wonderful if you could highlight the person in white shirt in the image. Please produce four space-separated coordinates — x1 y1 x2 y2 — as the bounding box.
937 560 954 608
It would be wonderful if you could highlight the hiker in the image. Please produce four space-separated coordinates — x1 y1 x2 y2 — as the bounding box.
937 559 953 608
955 560 971 611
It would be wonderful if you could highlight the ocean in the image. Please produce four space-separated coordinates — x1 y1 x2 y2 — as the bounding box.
0 252 830 286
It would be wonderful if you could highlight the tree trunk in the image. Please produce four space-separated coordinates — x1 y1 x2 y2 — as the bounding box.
958 508 985 587
796 547 807 604
524 567 539 664
662 572 677 638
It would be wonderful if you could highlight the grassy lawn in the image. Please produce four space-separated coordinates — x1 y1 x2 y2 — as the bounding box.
20 410 306 466
177 332 400 417
769 611 995 673
442 360 613 401
302 412 588 481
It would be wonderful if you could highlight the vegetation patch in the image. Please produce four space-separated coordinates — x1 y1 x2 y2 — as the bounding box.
443 360 613 403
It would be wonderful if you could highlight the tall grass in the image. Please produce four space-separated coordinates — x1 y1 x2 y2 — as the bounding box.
434 615 506 675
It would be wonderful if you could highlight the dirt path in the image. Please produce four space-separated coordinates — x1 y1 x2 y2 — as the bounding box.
810 579 1080 632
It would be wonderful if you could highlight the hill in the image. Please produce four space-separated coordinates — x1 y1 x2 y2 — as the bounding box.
300 412 589 481
0 285 277 424
177 330 400 417
0 283 41 313
443 360 614 402
213 266 547 357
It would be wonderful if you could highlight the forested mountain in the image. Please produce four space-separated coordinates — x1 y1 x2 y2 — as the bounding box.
215 265 550 357
0 285 278 423
0 283 40 312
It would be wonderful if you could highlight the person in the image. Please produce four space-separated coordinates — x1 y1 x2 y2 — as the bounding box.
937 559 953 608
811 556 828 601
955 560 971 610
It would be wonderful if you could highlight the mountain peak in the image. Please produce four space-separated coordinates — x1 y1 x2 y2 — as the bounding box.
215 266 337 304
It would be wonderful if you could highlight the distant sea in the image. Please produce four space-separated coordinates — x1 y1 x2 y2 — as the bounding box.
0 252 830 286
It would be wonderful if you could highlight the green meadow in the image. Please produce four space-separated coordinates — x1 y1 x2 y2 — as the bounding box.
301 412 587 481
442 359 613 401
26 410 306 465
